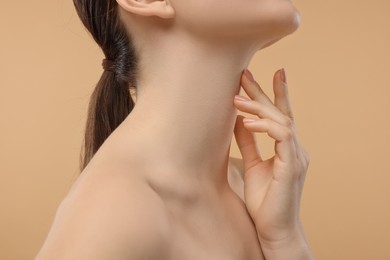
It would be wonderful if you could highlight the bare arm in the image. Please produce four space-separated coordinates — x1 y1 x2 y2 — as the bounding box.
35 172 171 260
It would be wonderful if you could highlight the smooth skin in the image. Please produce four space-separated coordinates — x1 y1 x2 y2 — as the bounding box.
35 0 315 258
35 69 314 260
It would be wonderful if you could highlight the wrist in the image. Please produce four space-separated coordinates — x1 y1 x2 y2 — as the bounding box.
257 222 315 260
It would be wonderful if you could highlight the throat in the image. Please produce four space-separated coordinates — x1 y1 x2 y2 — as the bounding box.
107 41 254 191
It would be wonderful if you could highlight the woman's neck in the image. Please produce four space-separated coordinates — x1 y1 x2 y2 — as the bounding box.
110 36 258 190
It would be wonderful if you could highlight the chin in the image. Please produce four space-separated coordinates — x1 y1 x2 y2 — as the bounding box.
259 7 301 50
286 8 301 33
276 4 301 34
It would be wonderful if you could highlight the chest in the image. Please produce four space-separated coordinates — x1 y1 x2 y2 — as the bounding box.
163 192 265 260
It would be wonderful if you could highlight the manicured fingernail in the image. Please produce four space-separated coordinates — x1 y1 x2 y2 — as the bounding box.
243 118 256 123
244 69 255 83
280 68 287 84
234 95 250 102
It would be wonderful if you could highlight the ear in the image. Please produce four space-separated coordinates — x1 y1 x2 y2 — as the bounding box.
116 0 175 19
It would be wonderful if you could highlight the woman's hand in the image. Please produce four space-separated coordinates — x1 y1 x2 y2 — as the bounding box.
233 69 314 259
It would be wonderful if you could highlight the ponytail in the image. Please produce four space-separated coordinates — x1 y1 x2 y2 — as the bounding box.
73 0 138 172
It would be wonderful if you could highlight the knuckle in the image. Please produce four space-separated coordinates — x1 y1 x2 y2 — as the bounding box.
300 158 310 172
292 163 303 179
282 116 294 128
302 148 310 164
293 161 307 180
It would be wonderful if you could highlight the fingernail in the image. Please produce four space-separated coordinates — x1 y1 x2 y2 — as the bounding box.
234 95 250 102
280 68 287 84
244 69 255 83
243 118 256 123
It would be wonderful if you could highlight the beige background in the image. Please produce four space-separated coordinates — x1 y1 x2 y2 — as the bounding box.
1 0 389 259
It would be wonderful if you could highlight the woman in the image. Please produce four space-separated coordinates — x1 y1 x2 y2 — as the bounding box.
36 0 314 259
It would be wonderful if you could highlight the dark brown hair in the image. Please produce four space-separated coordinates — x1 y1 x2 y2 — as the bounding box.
73 0 138 172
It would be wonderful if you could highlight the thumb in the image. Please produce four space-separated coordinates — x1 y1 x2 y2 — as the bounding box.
234 115 263 171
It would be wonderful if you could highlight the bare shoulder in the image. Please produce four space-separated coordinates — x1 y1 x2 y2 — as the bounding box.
35 169 172 260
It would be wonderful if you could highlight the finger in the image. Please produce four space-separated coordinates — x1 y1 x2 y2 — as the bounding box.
243 118 297 163
234 115 263 171
240 69 300 162
240 69 292 126
234 97 293 128
273 69 294 120
272 69 302 161
241 69 273 104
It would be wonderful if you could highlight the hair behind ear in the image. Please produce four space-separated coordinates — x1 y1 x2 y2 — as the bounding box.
73 0 138 172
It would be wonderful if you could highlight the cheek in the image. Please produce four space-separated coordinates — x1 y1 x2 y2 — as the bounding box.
173 1 223 32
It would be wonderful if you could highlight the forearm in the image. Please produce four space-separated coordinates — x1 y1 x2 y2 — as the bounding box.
257 222 315 260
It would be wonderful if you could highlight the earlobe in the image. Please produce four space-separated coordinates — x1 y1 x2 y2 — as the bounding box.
116 0 175 19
